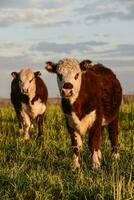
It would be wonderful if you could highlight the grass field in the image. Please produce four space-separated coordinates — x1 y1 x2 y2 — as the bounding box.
0 103 134 200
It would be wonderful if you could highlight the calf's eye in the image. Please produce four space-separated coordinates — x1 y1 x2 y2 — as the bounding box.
29 78 33 83
74 73 79 80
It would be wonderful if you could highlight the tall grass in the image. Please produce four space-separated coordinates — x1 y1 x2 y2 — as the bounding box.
0 103 133 200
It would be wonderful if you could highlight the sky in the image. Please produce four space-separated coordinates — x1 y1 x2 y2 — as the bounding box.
0 0 134 98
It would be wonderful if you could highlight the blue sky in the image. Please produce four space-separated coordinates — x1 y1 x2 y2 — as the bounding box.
0 0 134 98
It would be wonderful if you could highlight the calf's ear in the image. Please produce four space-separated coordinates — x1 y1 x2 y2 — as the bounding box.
11 72 18 78
34 71 41 77
45 61 57 73
80 59 92 71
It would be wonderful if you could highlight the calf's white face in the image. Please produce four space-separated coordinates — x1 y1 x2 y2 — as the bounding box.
11 68 41 100
19 69 36 97
45 58 82 103
57 59 82 103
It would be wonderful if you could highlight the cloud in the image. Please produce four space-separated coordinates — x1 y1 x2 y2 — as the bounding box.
76 0 134 23
1 0 134 28
93 33 109 38
0 41 22 49
0 0 70 9
31 41 107 54
0 7 66 27
34 20 71 28
0 0 30 8
115 44 134 56
0 54 46 71
86 11 134 23
95 44 134 58
0 40 33 58
98 59 134 69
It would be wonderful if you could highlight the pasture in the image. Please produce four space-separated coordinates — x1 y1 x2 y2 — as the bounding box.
0 103 134 200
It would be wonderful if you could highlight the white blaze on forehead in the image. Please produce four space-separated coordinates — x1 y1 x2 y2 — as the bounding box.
57 58 82 103
58 58 80 75
19 68 34 81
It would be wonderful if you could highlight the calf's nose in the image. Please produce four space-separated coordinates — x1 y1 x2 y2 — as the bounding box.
63 82 73 89
22 88 28 94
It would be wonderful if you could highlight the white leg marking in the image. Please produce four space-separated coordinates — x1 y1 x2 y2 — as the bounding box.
73 155 80 170
92 150 101 169
112 152 120 159
73 132 82 170
74 132 82 149
102 116 108 126
21 110 31 140
31 124 34 129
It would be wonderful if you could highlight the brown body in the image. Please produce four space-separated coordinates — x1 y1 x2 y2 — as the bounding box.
45 58 122 169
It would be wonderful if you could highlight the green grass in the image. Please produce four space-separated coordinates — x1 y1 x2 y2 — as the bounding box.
0 104 134 200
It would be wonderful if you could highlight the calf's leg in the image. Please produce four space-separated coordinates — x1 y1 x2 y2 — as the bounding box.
69 127 82 170
37 114 44 137
88 122 102 169
108 115 120 159
16 110 23 129
21 111 31 140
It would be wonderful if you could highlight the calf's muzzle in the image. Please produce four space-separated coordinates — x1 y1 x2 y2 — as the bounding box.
61 82 73 97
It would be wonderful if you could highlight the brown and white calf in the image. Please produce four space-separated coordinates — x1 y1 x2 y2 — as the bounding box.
11 68 48 140
45 58 122 170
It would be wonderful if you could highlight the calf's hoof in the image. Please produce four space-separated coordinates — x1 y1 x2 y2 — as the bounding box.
24 134 30 140
112 152 120 159
92 150 101 170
